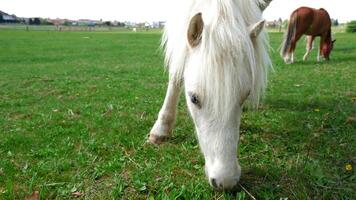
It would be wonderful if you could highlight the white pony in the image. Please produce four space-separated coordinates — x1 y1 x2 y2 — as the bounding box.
149 0 272 190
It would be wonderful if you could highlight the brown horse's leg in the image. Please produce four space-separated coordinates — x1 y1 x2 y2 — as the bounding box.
318 34 326 61
284 40 295 64
284 53 290 64
289 34 302 63
303 36 314 61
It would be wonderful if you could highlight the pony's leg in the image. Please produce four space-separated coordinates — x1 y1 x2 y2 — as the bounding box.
303 36 314 61
149 81 181 144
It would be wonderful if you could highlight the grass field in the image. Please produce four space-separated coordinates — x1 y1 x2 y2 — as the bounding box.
0 29 355 199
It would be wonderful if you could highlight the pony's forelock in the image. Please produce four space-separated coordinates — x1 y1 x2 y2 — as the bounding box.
163 0 271 122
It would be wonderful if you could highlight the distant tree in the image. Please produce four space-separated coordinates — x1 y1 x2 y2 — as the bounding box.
278 17 283 32
346 21 356 33
117 22 125 27
33 18 41 25
40 18 53 25
29 18 33 25
334 19 339 26
64 21 72 26
104 21 112 26
331 18 339 26
0 14 3 23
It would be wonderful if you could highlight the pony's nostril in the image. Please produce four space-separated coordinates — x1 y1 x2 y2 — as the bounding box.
211 178 218 188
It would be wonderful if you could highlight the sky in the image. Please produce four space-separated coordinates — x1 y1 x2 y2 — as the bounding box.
1 0 355 23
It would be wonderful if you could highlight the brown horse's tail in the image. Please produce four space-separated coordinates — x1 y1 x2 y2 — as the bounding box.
280 11 298 58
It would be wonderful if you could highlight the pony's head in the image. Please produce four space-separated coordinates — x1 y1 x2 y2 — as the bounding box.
177 0 272 190
322 39 336 60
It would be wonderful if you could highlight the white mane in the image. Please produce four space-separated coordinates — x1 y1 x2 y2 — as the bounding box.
162 0 271 121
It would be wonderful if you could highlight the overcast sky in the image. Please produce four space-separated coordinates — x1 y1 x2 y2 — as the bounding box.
1 0 355 23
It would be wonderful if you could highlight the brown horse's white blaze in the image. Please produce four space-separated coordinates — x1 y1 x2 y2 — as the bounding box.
149 0 272 190
281 7 335 64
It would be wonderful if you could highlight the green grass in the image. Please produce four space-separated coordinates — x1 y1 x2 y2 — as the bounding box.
0 29 355 199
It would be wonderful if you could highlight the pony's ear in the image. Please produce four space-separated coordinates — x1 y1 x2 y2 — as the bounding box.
187 13 204 47
248 20 265 38
332 39 336 43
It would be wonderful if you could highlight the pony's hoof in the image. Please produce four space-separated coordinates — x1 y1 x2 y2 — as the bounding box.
148 134 168 144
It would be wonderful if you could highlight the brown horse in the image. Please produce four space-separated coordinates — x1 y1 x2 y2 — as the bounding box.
281 7 336 64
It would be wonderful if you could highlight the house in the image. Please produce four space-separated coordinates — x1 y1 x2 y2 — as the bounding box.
0 10 19 23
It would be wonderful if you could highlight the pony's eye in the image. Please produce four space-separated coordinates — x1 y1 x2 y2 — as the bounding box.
188 92 201 108
191 95 199 104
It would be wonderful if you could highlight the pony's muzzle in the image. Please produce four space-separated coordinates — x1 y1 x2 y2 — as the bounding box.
205 164 241 191
209 177 239 191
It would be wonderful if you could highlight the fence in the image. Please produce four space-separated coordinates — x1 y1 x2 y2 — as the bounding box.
0 24 162 32
0 24 346 33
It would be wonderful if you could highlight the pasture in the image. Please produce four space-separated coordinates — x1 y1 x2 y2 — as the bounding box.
0 29 355 199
